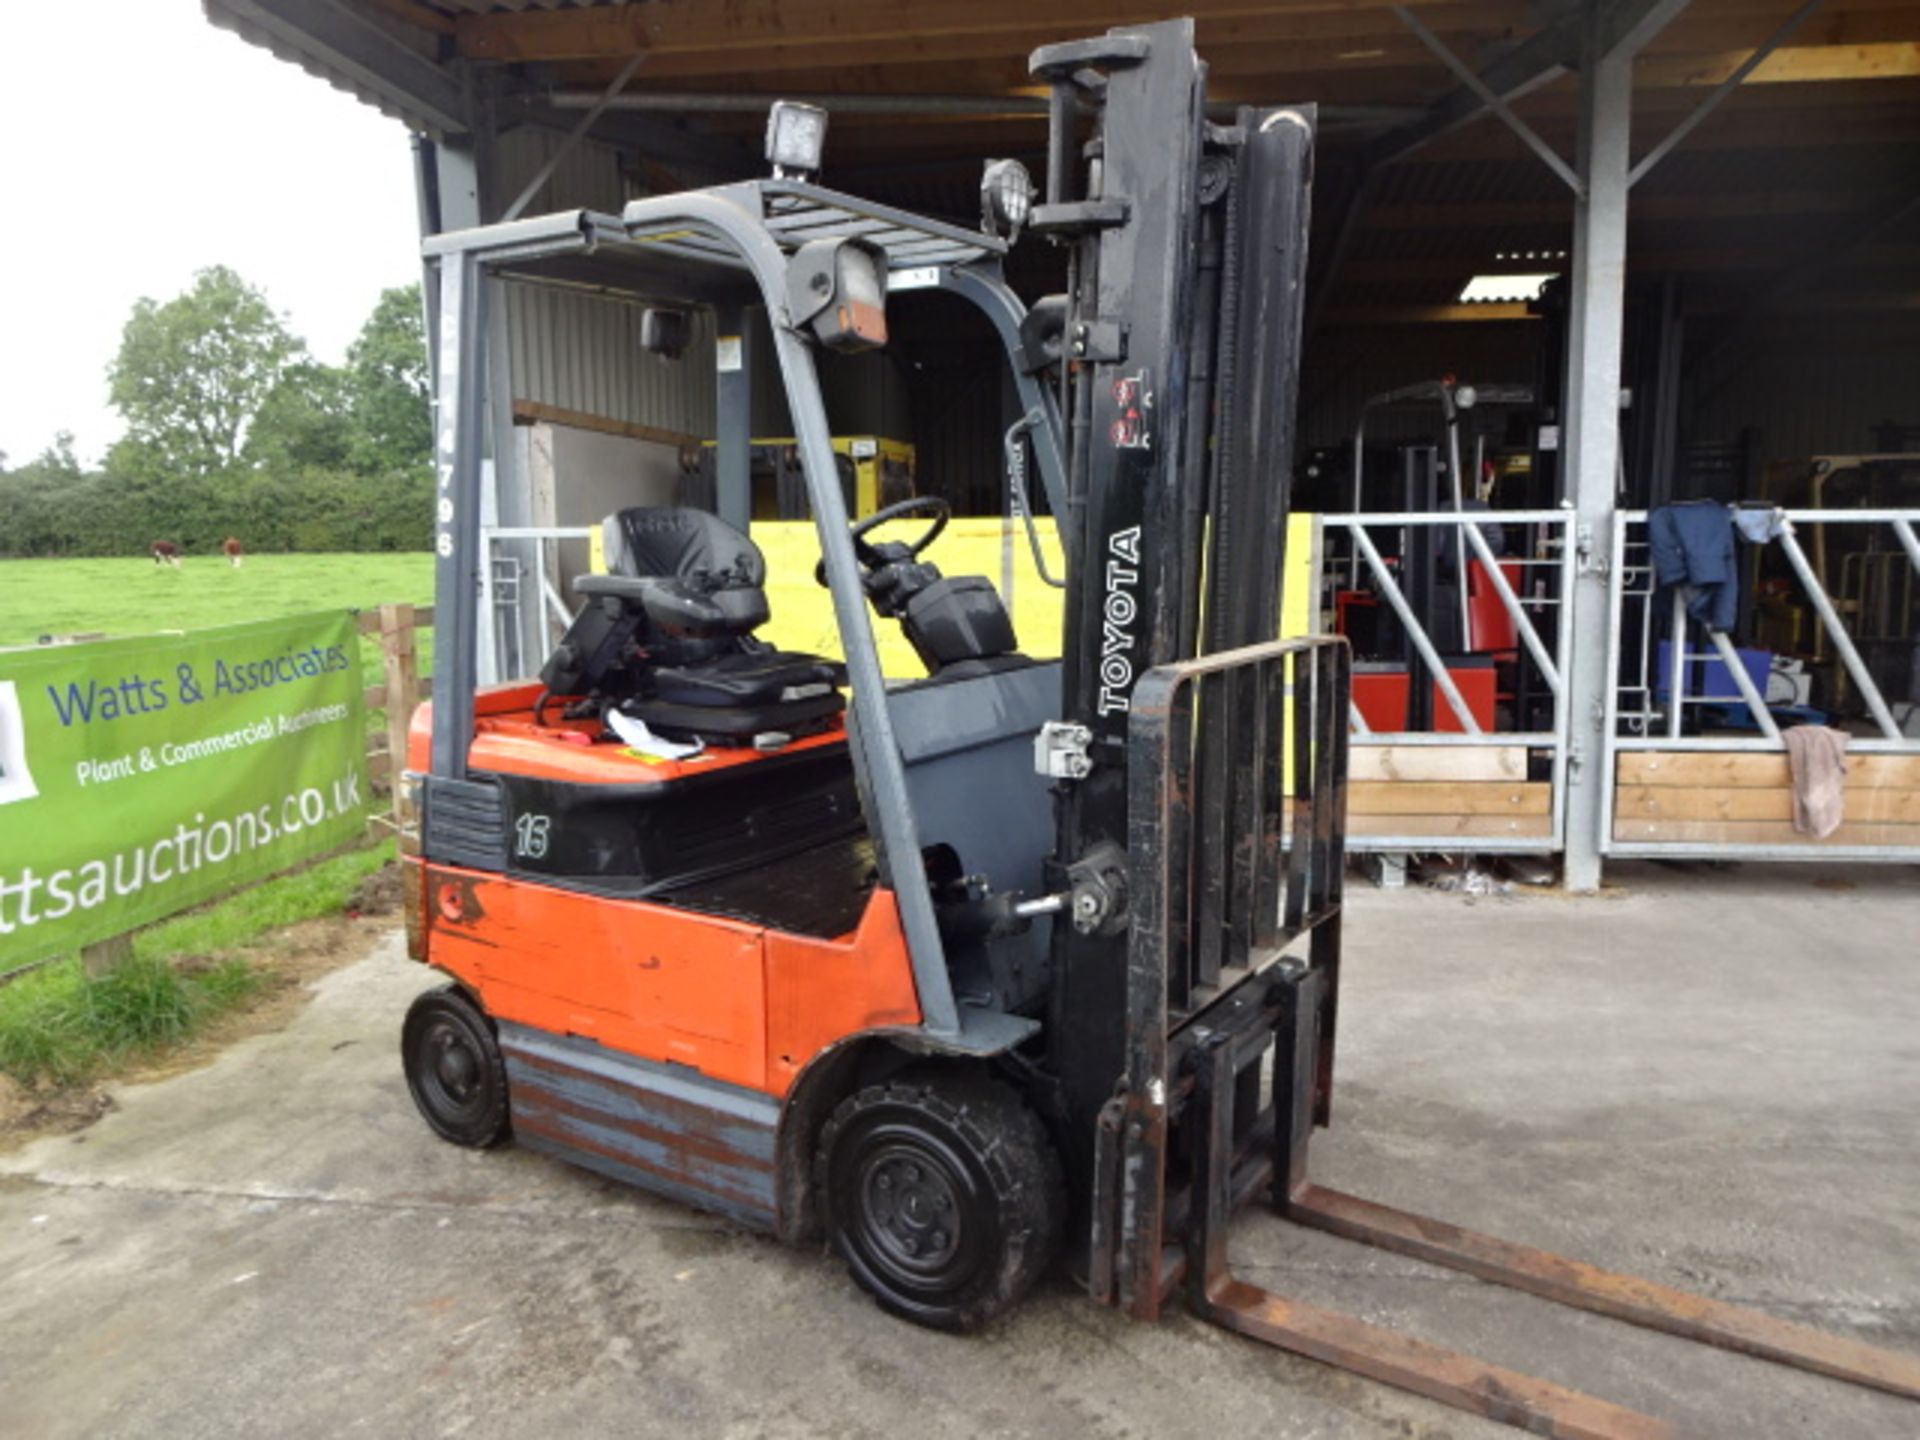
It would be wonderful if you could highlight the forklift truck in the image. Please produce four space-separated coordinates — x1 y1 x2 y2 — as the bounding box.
401 19 1918 1434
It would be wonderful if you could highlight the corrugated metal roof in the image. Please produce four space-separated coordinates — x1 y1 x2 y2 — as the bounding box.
202 0 466 136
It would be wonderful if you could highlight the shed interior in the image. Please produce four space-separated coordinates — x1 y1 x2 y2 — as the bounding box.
207 0 1920 510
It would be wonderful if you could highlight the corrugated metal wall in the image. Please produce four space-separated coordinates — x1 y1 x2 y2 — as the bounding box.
490 125 630 219
1300 322 1541 450
490 128 718 438
1684 320 1919 468
504 282 717 438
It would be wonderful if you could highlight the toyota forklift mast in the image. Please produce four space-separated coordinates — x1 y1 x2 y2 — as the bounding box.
1021 19 1920 1434
1026 27 1317 1210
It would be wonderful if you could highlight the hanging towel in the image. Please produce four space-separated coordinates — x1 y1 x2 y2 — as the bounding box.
1648 502 1739 632
1782 724 1849 839
1731 506 1785 546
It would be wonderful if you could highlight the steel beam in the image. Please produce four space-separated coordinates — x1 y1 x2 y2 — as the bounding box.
502 51 648 223
1559 2 1688 891
714 306 753 534
1777 520 1904 739
1628 0 1824 186
1604 0 1698 57
1390 5 1581 193
1310 19 1577 333
1704 625 1782 740
563 89 1051 117
1371 21 1579 167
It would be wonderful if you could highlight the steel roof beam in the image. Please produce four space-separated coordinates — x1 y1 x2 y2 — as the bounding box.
1369 18 1580 168
1628 0 1825 185
1390 4 1583 192
501 50 649 223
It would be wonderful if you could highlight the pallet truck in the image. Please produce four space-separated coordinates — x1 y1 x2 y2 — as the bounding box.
398 19 1920 1434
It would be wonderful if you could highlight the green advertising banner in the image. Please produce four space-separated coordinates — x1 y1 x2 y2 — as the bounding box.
0 611 369 970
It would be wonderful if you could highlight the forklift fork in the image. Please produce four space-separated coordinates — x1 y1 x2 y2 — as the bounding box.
1108 636 1920 1439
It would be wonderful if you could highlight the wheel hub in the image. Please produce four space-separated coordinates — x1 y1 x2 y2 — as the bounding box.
432 1027 479 1100
863 1147 961 1269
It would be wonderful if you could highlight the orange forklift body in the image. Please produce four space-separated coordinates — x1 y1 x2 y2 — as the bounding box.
404 688 921 1100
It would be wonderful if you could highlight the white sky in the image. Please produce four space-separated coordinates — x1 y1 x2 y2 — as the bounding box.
0 2 421 468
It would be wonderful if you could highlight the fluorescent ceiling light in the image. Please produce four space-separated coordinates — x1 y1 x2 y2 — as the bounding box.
1459 272 1558 303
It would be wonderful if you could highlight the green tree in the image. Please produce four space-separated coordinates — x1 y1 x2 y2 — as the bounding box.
247 361 357 473
107 266 303 476
0 434 86 555
345 284 431 473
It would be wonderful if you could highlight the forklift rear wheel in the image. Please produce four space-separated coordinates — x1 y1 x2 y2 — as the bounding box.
402 985 510 1148
818 1073 1063 1332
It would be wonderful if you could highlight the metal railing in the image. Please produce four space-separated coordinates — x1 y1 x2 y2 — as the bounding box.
479 524 594 682
1321 510 1574 853
1602 507 1920 862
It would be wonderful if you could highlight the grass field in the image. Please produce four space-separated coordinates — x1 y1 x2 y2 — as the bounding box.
0 556 425 1092
0 552 433 650
0 845 392 1087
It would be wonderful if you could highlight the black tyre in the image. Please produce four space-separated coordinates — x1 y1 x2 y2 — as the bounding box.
817 1071 1064 1332
402 984 510 1148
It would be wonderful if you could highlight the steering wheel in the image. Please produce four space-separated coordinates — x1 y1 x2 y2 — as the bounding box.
815 495 951 585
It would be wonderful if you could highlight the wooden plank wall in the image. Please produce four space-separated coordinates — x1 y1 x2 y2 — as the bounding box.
1346 744 1551 840
1614 751 1920 847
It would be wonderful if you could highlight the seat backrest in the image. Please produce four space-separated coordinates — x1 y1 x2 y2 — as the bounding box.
602 506 771 642
604 506 766 590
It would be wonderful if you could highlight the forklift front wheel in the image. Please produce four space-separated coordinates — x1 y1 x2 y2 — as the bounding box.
817 1073 1063 1332
402 985 510 1149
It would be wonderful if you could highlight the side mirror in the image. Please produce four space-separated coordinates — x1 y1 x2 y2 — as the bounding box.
787 238 888 353
640 307 689 360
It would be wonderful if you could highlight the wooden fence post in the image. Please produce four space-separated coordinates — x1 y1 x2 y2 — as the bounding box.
81 932 134 978
379 603 419 834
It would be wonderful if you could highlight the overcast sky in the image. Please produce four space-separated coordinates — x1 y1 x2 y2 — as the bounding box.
0 2 422 468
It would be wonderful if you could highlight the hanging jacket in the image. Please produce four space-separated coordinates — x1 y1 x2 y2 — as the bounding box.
1648 501 1738 632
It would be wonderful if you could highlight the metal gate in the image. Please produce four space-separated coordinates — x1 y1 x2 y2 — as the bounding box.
1602 507 1920 862
1322 510 1573 855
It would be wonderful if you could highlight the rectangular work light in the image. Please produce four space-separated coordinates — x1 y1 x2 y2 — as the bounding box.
765 101 828 179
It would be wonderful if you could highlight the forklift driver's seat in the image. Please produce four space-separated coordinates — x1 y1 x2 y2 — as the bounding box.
543 506 845 744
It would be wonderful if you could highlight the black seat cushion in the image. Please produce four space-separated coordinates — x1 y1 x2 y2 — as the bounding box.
651 650 846 708
626 690 846 745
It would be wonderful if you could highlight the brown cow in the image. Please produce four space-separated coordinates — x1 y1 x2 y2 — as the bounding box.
150 540 182 568
222 536 245 568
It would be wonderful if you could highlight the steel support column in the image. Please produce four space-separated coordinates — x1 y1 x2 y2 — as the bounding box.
715 305 753 533
1560 1 1687 891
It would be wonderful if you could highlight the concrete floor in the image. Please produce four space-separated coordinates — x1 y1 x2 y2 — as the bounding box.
2 861 1917 1439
